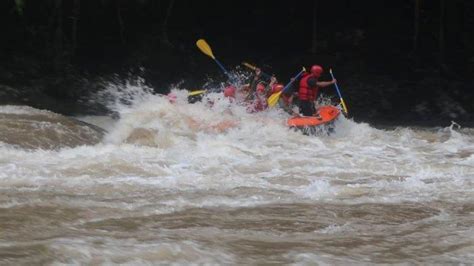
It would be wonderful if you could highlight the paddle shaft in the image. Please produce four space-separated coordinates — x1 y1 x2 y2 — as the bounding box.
282 69 305 94
329 69 348 114
241 62 272 80
267 68 306 107
214 59 229 76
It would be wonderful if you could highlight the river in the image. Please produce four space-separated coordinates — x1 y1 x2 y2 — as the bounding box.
1 85 473 264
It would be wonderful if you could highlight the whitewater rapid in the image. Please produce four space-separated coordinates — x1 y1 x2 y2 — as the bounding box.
0 85 473 264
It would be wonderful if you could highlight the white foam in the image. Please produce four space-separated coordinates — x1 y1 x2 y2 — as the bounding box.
1 82 473 212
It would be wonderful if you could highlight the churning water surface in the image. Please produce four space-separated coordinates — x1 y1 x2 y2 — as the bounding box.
0 86 473 264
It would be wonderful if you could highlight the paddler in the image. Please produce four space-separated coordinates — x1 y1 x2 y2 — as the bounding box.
298 65 336 116
270 83 298 115
246 68 278 112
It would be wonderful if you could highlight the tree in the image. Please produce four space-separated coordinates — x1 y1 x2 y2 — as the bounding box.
117 0 125 44
439 0 445 66
161 0 175 47
413 0 421 52
311 0 318 54
53 0 63 70
71 0 80 55
14 0 24 15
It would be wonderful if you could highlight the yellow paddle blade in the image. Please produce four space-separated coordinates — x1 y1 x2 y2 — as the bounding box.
188 90 206 96
242 62 257 70
196 39 215 59
340 98 349 114
267 91 282 107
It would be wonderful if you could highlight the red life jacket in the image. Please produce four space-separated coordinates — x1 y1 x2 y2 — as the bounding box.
298 73 318 101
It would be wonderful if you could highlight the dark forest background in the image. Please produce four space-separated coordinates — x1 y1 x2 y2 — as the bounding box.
1 0 473 125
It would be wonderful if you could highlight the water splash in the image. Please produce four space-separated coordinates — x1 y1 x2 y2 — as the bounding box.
1 75 473 264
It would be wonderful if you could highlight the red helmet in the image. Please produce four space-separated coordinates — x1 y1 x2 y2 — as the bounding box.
256 83 266 94
223 86 236 98
310 65 323 77
271 84 284 94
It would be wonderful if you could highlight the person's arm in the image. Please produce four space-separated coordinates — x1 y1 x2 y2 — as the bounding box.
316 79 336 88
249 78 258 91
265 76 277 95
246 69 262 100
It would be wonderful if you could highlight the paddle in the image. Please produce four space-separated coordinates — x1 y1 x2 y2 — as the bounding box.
329 69 348 115
241 62 273 80
267 67 306 108
188 90 206 96
196 39 230 78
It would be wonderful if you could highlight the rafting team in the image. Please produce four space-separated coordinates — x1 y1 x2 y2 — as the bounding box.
174 64 336 117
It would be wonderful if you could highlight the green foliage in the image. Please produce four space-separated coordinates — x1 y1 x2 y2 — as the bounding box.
14 0 24 16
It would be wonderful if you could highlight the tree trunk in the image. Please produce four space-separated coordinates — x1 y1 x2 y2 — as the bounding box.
161 0 175 47
413 0 420 52
464 2 474 56
117 0 125 44
71 0 80 55
439 0 445 66
54 0 63 70
14 0 25 16
311 0 318 54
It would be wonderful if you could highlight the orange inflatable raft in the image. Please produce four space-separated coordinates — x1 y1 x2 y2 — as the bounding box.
287 105 340 128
